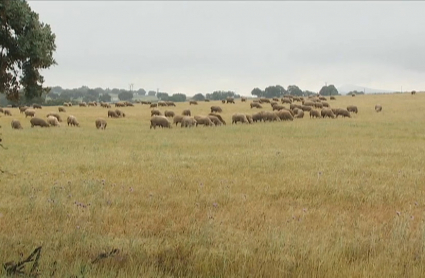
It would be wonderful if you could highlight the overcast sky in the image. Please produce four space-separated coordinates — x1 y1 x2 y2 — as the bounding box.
28 1 425 95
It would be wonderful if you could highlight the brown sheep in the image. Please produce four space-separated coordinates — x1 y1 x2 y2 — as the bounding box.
322 102 330 107
241 97 247 102
150 116 172 129
47 116 61 127
95 118 107 129
295 110 304 118
67 115 80 127
281 98 292 104
208 115 223 126
375 104 382 112
250 102 262 109
208 113 226 125
108 110 119 118
24 109 36 118
79 102 87 107
259 98 270 103
189 101 198 105
226 97 235 104
164 110 175 118
252 111 264 122
245 114 253 124
210 106 223 113
182 109 191 116
222 100 226 104
151 109 162 117
335 108 351 118
290 104 303 110
30 117 50 128
0 107 3 113
347 105 358 114
272 104 286 111
262 111 281 122
11 119 23 129
275 110 293 121
272 97 279 102
115 109 125 117
58 107 66 112
309 110 320 118
32 104 42 109
232 113 249 124
330 96 336 100
181 116 197 128
150 103 158 108
319 96 327 101
3 109 12 116
301 105 312 112
166 101 176 106
158 101 167 107
46 112 62 122
173 115 184 126
19 106 28 113
204 99 210 102
411 91 416 95
321 108 335 119
194 115 214 126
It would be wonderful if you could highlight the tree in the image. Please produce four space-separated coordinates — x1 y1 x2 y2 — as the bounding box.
156 92 169 100
319 85 339 96
264 85 285 98
303 90 317 97
118 91 133 101
0 0 57 101
136 88 146 96
168 93 186 102
287 85 303 96
348 90 364 95
192 93 205 101
148 90 156 96
251 88 264 98
206 91 236 100
99 93 111 102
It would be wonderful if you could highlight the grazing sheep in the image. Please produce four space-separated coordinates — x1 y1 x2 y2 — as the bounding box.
208 115 223 126
295 110 304 118
262 111 281 122
259 98 270 103
164 110 175 118
301 105 312 112
250 102 262 109
232 113 249 124
245 114 253 124
24 109 36 118
181 116 197 128
46 112 62 122
0 107 3 113
3 109 12 116
173 115 184 126
158 101 167 107
11 119 23 129
272 104 286 111
114 109 124 117
58 107 66 112
281 98 292 104
411 91 416 95
182 109 191 116
226 97 235 104
67 115 80 127
222 100 226 104
375 104 382 112
166 101 176 106
150 116 172 129
204 99 210 102
95 118 107 129
309 110 320 118
322 102 330 107
290 104 302 110
334 108 351 118
19 106 28 113
319 96 327 101
151 109 162 117
241 97 247 102
189 101 198 105
108 110 119 118
321 108 335 119
47 116 61 127
252 112 264 122
275 110 293 121
150 103 158 108
208 113 226 125
330 96 336 100
79 102 87 107
30 117 50 128
32 104 42 109
347 105 358 113
210 106 223 113
194 115 214 127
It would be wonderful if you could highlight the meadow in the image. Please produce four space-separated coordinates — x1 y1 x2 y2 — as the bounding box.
1 93 425 277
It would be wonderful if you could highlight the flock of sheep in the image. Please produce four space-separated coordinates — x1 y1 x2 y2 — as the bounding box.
0 95 384 130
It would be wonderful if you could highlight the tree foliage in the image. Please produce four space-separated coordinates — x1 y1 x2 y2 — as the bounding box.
319 85 339 96
156 92 169 100
136 88 146 96
287 85 303 96
148 90 156 96
192 93 205 101
251 85 286 98
347 90 364 95
206 91 239 100
168 93 186 102
118 90 133 101
0 0 57 100
99 93 111 102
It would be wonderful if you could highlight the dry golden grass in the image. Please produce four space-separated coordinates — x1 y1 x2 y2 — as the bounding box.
1 93 425 277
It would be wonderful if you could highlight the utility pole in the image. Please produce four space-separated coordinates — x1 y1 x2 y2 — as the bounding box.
129 83 134 92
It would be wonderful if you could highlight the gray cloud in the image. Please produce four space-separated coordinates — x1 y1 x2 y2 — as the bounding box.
28 1 425 95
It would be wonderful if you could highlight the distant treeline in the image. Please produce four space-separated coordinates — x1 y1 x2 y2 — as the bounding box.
1 83 351 107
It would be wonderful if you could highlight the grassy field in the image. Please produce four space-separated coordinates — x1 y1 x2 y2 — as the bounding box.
1 93 425 277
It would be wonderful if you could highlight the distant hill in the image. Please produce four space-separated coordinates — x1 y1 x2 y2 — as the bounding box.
337 84 393 94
